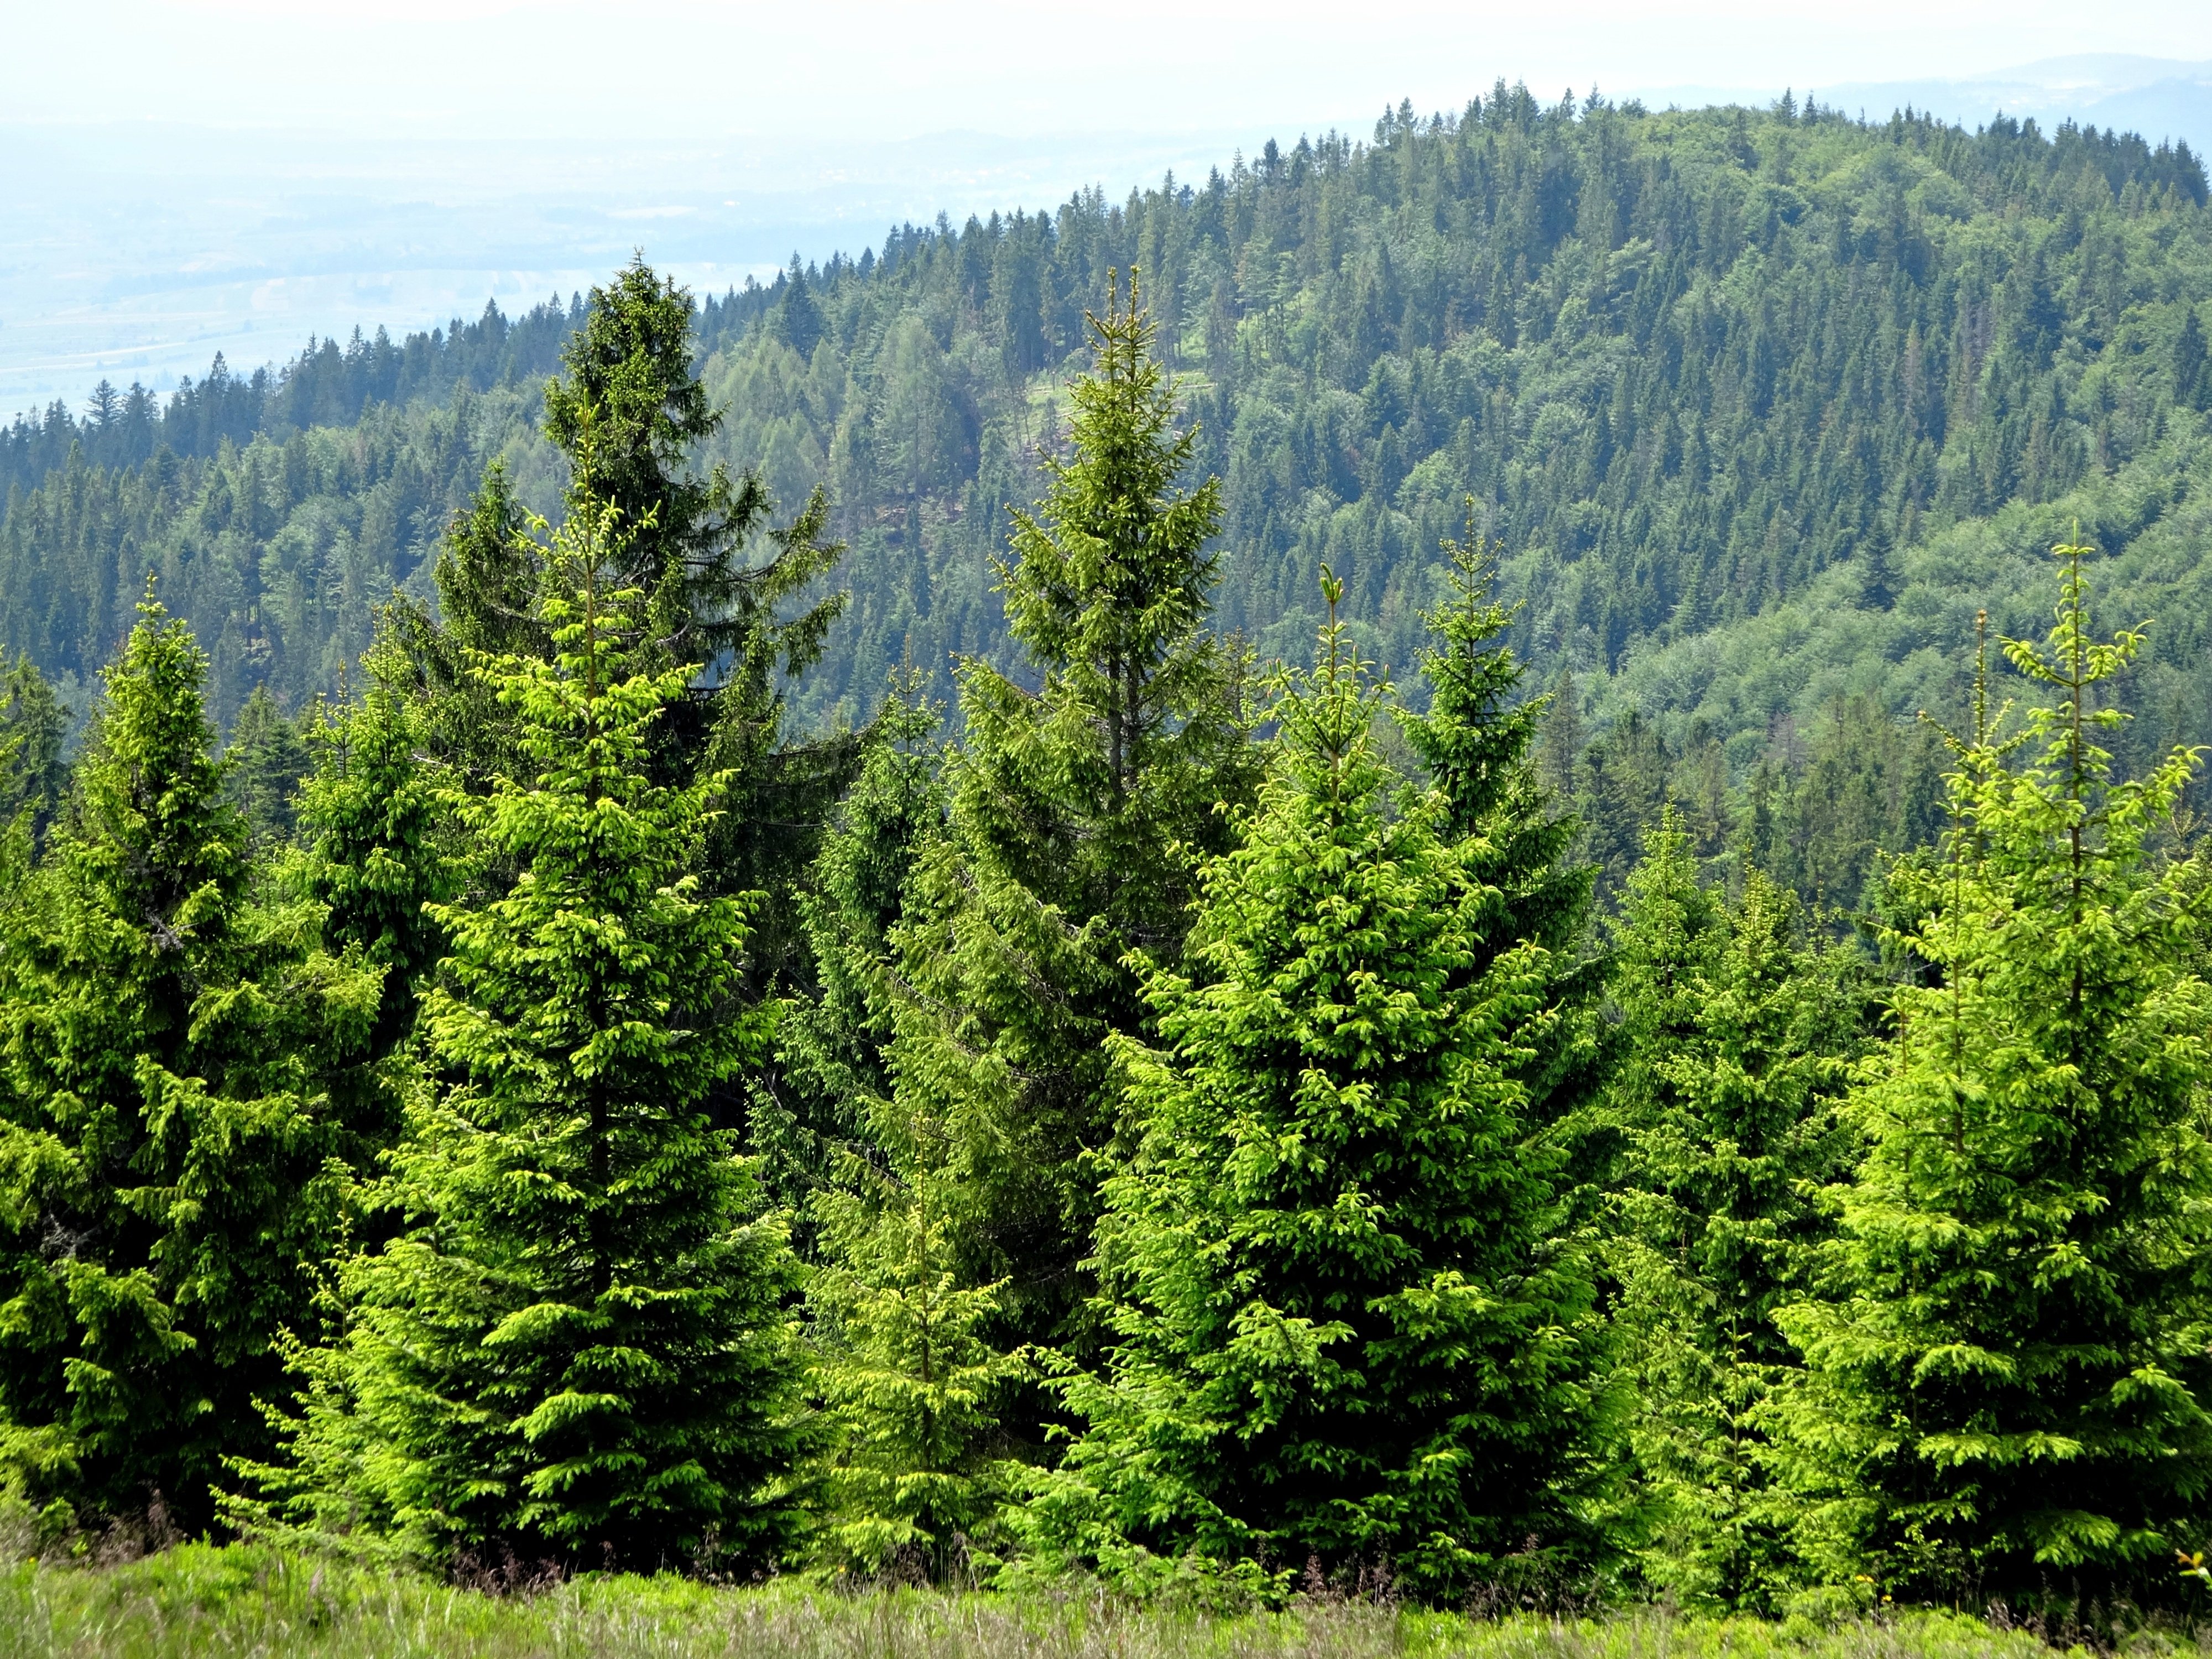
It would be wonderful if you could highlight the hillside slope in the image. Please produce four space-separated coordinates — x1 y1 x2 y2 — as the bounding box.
4 91 2208 867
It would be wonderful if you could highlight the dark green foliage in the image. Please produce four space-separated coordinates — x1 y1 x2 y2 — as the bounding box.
1026 577 1605 1599
883 277 1259 1348
276 491 804 1571
0 596 377 1528
1605 810 1865 1609
766 684 942 1233
0 656 69 840
1773 545 2212 1604
2176 306 2210 411
224 685 311 851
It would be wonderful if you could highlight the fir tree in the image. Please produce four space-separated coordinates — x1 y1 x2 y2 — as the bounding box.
1857 522 1900 611
1026 573 1606 1599
1606 809 1864 1609
1773 541 2212 1604
886 271 1258 1345
0 593 377 1527
1396 505 1598 1124
278 470 805 1569
2174 307 2210 413
767 680 943 1234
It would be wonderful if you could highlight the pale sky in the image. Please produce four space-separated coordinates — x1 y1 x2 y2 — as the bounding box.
13 0 2212 144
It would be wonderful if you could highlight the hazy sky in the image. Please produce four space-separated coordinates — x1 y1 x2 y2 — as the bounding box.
14 0 2212 144
7 0 2212 419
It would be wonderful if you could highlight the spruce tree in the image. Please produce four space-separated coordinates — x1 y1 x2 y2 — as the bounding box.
294 623 456 1058
1606 810 1864 1609
1027 575 1605 1599
886 272 1257 1344
807 1154 1027 1579
1773 542 2212 1604
280 474 806 1569
403 257 855 991
225 685 311 851
0 594 377 1527
1396 507 1598 1127
768 681 942 1233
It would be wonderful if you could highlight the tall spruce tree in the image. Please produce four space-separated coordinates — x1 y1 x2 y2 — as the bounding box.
1773 542 2212 1605
884 271 1257 1346
767 681 943 1234
1395 507 1599 1130
1024 575 1606 1599
274 467 805 1569
0 594 378 1527
1606 810 1864 1609
403 257 855 993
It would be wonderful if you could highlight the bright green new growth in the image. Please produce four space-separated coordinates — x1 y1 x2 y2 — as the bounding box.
0 592 377 1528
1605 808 1864 1610
1028 573 1603 1600
279 455 804 1570
1773 541 2212 1603
808 1155 1029 1579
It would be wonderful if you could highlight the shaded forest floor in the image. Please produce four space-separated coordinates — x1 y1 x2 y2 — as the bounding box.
0 1543 2177 1659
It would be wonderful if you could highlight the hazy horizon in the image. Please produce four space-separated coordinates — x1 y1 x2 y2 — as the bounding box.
8 0 2212 421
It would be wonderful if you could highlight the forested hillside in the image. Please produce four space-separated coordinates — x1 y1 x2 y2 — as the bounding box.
5 90 2211 907
4 96 2212 1616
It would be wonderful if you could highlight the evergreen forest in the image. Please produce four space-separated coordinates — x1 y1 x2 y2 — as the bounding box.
3 88 2212 1627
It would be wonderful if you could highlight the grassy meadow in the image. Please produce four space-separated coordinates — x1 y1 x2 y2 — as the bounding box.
0 1543 2179 1659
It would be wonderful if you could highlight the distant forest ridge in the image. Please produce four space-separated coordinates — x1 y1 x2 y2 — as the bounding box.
7 85 2212 917
8 87 2200 502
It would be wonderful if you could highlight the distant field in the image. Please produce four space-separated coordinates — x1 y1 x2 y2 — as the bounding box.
0 1543 2143 1659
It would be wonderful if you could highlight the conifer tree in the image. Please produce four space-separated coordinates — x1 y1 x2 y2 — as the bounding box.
225 684 311 851
0 655 69 840
1025 574 1605 1598
1396 507 1598 1125
294 622 455 1058
1773 542 2212 1604
1606 810 1863 1609
0 594 377 1526
768 681 942 1230
886 271 1258 1343
807 1155 1027 1579
784 691 1031 1579
403 257 855 990
281 464 806 1569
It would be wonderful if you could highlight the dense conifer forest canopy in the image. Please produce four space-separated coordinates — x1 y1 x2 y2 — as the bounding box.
4 87 2212 1625
9 91 2212 903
